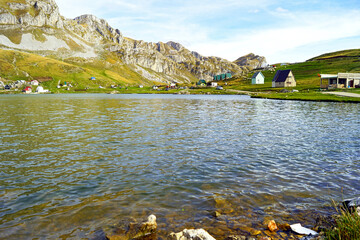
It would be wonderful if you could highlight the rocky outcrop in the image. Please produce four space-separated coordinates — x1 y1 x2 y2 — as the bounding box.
234 53 267 70
74 14 123 45
0 0 63 28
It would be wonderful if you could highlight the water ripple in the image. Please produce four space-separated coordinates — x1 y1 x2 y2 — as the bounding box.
0 94 359 238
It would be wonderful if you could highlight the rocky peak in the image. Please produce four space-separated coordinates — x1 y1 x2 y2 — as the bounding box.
191 51 203 60
234 53 267 70
74 14 123 44
166 41 184 51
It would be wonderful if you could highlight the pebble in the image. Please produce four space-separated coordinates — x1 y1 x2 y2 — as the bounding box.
267 220 279 232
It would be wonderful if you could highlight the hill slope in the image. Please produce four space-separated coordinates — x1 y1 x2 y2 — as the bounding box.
226 48 360 91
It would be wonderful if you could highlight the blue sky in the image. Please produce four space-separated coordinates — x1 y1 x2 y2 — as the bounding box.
56 0 360 63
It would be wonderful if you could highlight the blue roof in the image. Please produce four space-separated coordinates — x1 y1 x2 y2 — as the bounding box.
273 70 292 82
252 72 264 79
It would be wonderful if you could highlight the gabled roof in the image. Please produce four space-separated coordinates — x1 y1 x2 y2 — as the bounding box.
252 71 264 79
273 70 292 82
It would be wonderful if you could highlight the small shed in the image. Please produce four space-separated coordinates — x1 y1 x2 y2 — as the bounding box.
252 72 265 84
36 86 49 93
197 79 207 86
210 82 218 87
320 73 360 89
31 80 39 86
272 70 296 88
23 86 32 93
90 77 96 80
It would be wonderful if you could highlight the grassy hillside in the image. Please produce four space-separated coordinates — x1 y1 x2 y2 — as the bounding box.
225 48 360 92
0 49 158 92
211 49 360 102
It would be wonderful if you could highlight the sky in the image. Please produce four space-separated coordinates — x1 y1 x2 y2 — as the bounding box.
55 0 360 64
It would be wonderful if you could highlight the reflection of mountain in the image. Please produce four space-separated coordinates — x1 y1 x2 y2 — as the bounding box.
0 0 266 85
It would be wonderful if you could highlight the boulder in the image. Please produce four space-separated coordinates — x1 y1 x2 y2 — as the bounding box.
169 229 216 240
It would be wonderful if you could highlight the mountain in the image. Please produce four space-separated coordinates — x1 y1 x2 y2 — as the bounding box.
234 53 267 70
0 0 266 85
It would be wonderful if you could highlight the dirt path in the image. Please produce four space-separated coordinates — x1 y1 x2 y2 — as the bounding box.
322 91 360 98
225 89 252 95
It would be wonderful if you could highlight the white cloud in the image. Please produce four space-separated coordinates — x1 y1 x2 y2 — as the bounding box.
275 7 288 13
191 9 360 63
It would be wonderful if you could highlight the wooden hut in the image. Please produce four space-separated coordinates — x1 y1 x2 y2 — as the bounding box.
272 70 296 88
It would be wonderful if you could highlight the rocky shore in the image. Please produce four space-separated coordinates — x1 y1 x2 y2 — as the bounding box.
89 213 340 240
90 197 360 240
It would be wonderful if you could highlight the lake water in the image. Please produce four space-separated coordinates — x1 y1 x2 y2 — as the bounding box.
0 94 359 239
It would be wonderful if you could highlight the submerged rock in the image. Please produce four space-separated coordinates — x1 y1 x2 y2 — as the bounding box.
169 229 216 240
106 214 157 240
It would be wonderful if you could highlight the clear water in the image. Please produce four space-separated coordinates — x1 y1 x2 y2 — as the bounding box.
0 94 359 239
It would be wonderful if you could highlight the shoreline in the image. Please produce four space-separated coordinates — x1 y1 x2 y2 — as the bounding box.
1 90 360 103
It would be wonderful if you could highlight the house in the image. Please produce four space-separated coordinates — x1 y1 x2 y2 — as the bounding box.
90 77 96 80
213 73 232 81
170 82 176 88
139 85 144 88
210 82 218 87
272 70 296 88
196 79 207 86
152 85 158 90
252 72 265 84
31 80 39 86
23 86 32 93
36 86 49 93
320 73 360 89
4 84 11 90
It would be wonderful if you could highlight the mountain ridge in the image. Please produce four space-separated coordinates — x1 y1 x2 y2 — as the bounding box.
0 0 267 84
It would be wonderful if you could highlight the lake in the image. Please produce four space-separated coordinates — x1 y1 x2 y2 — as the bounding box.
0 94 359 239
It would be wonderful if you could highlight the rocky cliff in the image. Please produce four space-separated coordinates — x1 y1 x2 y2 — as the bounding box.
0 0 266 84
234 53 267 70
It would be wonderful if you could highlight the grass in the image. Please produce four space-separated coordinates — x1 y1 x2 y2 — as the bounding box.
0 49 149 92
1 29 23 44
251 92 360 103
326 205 360 240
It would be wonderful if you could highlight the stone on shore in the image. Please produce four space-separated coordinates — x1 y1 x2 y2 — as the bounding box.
267 220 278 232
342 197 360 216
169 229 216 240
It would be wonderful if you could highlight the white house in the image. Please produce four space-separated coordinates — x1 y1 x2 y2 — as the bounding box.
36 86 49 93
31 80 39 86
211 82 218 87
252 72 265 84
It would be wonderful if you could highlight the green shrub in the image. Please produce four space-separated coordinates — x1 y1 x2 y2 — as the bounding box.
326 209 360 239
